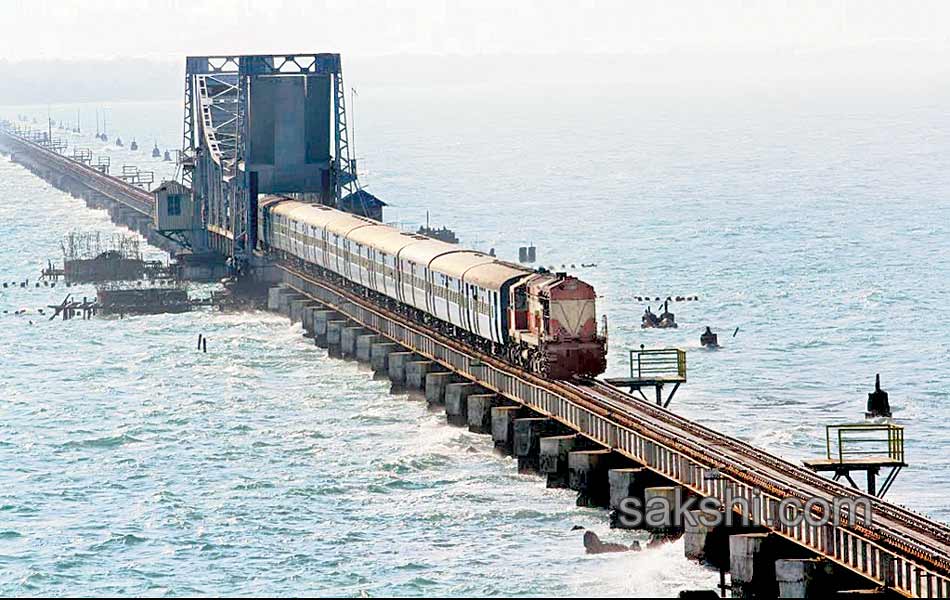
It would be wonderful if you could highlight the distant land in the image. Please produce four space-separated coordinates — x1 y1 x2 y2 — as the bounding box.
1 44 947 105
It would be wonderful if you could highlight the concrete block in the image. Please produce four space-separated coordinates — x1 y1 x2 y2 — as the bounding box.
513 417 558 473
387 352 417 388
326 320 347 358
729 533 773 599
406 360 437 391
370 342 400 373
569 449 612 507
491 406 522 454
776 558 826 598
302 305 320 335
540 434 577 488
608 468 647 511
355 334 382 362
643 486 681 533
312 310 338 348
289 298 313 324
445 382 481 425
278 290 302 316
267 285 286 311
424 372 458 405
340 325 366 358
467 394 500 434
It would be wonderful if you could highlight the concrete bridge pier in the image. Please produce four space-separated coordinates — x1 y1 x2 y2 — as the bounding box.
775 558 831 598
608 468 672 529
643 486 685 537
275 288 303 317
312 309 338 348
301 305 321 337
569 449 613 507
729 533 776 599
387 351 419 391
540 434 578 488
683 509 735 569
370 342 401 374
290 298 316 327
406 360 439 393
513 417 561 473
467 394 502 434
445 382 483 425
491 405 525 455
326 319 348 358
267 285 287 311
424 372 460 406
445 381 487 427
355 334 382 363
340 325 368 359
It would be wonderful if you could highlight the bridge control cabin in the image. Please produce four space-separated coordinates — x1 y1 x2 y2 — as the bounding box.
153 180 195 233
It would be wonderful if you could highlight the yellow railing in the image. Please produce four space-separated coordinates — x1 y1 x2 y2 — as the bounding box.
825 423 905 464
629 348 687 382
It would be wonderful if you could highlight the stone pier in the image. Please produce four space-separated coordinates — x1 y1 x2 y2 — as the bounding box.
289 298 315 325
340 325 367 359
513 417 559 473
278 290 304 317
643 486 683 534
355 334 382 363
445 382 482 426
424 372 460 406
406 360 438 392
683 509 733 569
267 285 287 311
301 305 321 337
569 449 612 507
370 342 400 374
729 533 774 598
467 394 501 434
540 434 577 488
326 319 347 358
775 558 829 598
387 351 418 390
312 309 338 348
491 406 524 454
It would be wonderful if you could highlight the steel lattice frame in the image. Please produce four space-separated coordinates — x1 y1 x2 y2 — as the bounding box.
180 54 355 262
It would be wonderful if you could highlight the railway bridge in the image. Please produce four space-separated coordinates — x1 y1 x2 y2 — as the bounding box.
2 53 949 598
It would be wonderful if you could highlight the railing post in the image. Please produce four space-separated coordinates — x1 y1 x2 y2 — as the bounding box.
838 428 844 463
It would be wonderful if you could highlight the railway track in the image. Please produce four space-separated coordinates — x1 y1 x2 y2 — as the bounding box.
278 261 950 582
558 379 950 571
5 120 947 594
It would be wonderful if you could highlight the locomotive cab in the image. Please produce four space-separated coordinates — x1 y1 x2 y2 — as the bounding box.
508 273 607 379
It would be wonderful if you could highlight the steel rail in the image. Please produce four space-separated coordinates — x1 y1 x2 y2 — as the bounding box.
278 262 950 597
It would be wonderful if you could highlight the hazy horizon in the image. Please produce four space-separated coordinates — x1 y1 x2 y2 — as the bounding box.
4 0 950 61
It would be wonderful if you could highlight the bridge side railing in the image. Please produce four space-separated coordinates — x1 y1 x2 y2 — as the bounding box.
280 265 948 599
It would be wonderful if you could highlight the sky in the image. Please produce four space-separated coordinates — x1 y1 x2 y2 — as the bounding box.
1 0 949 60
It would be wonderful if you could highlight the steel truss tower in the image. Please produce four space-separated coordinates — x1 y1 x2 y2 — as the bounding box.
179 53 358 263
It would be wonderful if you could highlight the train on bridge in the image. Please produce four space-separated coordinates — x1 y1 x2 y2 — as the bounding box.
258 196 607 379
